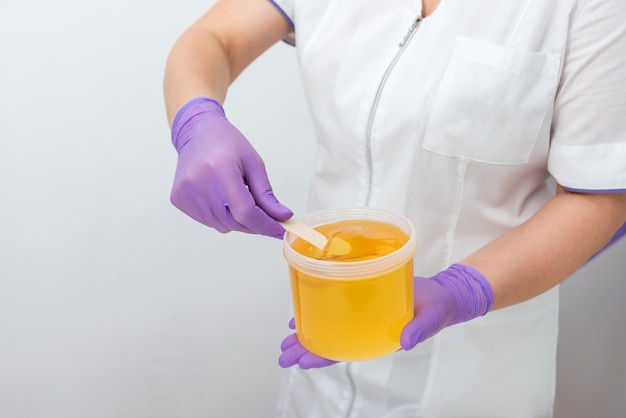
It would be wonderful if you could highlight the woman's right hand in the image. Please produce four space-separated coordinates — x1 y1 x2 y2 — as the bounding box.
170 97 292 238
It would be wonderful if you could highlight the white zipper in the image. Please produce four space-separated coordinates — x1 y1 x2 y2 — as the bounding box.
400 15 424 47
363 15 423 206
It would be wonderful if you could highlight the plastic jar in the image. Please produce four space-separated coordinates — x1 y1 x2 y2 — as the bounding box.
282 207 417 362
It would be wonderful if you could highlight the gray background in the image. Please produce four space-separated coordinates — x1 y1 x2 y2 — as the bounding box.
1 1 624 417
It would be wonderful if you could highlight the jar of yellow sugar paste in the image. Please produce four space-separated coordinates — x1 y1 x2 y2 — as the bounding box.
282 207 417 362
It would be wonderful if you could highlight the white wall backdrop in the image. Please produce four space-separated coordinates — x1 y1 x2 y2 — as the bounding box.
0 1 624 417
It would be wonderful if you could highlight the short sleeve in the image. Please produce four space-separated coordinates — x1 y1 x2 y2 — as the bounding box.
267 0 296 45
548 0 626 192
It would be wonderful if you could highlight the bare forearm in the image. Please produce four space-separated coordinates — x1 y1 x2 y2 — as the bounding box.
163 26 232 125
162 0 293 125
463 187 626 310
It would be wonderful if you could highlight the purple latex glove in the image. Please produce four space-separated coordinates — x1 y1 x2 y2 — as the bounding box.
278 263 494 369
170 97 292 237
279 318 338 369
401 263 494 349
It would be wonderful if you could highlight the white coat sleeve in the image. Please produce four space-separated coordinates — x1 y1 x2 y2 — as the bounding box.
267 0 296 45
548 0 626 192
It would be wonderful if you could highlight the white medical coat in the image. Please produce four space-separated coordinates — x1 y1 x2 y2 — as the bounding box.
269 0 626 416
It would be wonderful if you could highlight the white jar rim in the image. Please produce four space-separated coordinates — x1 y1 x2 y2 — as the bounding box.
282 207 417 280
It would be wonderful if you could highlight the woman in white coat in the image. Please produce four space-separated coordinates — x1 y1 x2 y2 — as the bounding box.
163 0 626 416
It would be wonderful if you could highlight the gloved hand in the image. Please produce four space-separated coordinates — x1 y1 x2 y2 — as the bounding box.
170 97 293 237
279 318 338 369
400 263 494 349
278 263 494 369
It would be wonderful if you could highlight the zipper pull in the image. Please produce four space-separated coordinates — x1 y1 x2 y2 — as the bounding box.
399 15 423 47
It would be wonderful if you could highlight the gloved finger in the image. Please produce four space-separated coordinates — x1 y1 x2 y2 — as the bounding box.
278 337 338 369
170 179 254 234
400 306 445 350
170 154 251 234
279 339 309 368
281 319 337 369
182 192 256 234
298 353 338 370
207 205 237 233
229 203 285 238
243 156 293 222
280 333 300 351
216 202 264 235
220 166 285 238
170 181 232 233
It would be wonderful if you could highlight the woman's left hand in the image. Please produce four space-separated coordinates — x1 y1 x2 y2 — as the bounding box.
278 318 338 369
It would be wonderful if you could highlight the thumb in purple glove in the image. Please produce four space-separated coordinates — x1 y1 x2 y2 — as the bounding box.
401 263 494 350
170 97 292 238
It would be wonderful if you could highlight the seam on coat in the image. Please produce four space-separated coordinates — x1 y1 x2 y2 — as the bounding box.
344 362 357 417
418 158 468 412
446 158 468 267
275 368 298 417
416 334 442 414
299 0 342 62
547 288 560 418
506 0 532 47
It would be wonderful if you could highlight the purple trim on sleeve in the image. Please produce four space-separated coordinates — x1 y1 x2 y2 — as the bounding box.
606 221 626 248
562 187 626 194
561 187 626 260
267 0 294 30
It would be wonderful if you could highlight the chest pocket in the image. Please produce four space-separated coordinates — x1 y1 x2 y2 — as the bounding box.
422 37 561 164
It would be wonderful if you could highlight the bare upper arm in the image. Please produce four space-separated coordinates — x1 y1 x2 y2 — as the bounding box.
555 184 626 228
193 0 293 82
